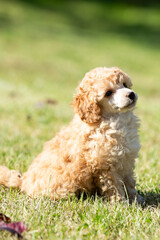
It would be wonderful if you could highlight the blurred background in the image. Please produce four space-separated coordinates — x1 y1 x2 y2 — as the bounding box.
0 0 160 179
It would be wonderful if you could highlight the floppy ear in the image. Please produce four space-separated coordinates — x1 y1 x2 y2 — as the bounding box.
72 89 101 124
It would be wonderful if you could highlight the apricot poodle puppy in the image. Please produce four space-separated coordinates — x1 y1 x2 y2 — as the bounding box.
0 67 144 203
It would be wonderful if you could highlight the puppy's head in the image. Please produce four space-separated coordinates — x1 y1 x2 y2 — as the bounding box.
73 67 138 124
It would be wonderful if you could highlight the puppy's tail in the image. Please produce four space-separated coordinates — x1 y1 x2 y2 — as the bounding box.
0 166 22 189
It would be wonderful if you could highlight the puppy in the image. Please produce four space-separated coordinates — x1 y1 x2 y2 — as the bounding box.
0 67 144 203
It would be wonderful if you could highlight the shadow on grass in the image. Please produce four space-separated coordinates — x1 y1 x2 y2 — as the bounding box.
14 0 160 48
0 14 13 29
77 189 160 207
138 190 160 207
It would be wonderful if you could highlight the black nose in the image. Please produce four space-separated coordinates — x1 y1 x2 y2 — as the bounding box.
128 92 135 101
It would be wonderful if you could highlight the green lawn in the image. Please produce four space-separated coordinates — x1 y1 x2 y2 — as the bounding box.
0 0 160 239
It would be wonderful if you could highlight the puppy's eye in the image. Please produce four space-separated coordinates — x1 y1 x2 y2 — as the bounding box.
105 90 112 97
123 83 127 88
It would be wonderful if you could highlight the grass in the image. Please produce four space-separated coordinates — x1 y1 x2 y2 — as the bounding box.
0 0 160 239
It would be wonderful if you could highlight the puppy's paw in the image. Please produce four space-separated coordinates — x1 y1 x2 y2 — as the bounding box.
136 194 146 205
128 191 145 205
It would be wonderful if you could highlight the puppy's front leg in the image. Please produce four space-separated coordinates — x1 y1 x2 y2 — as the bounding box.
124 175 145 204
95 171 126 202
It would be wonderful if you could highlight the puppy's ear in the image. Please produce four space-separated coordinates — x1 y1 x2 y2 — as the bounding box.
72 88 101 124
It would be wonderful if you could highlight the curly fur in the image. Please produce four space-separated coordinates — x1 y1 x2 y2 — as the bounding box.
0 67 144 203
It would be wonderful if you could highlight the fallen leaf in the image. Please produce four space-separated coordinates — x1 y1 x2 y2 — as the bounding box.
9 91 20 98
45 98 57 105
26 114 32 121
